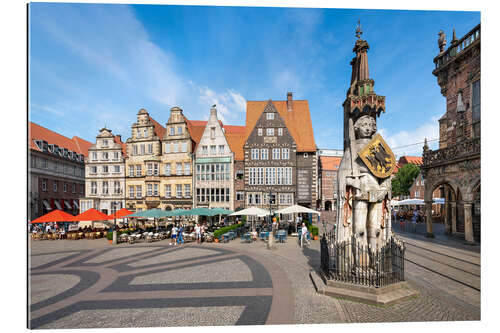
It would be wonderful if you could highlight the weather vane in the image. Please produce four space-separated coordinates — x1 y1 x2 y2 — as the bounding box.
355 20 363 39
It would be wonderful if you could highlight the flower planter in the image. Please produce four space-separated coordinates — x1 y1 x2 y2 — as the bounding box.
313 235 318 240
214 238 219 243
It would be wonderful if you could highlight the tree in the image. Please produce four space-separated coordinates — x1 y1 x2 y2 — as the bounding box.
391 164 420 197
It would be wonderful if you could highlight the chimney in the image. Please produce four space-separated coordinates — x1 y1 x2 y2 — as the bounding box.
287 92 293 112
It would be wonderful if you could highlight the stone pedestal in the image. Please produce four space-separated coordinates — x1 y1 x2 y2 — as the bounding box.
310 270 419 306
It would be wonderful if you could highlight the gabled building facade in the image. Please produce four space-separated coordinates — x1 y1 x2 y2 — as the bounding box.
193 106 235 211
80 128 127 215
125 109 166 212
160 107 194 210
29 122 91 220
244 93 318 211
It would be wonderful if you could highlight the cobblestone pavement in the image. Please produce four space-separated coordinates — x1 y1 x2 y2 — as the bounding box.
29 230 480 328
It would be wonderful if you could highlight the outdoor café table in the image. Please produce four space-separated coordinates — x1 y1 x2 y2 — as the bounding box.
241 233 252 243
259 231 269 240
276 231 286 243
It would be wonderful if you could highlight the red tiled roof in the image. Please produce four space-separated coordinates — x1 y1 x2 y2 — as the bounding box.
398 156 423 166
148 116 166 140
320 156 342 170
245 99 316 152
114 135 127 157
225 126 246 161
29 122 92 156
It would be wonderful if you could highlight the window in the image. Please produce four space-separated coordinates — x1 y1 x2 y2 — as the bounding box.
176 163 182 175
211 127 216 139
53 181 58 192
184 163 190 175
153 163 159 175
236 192 244 201
91 182 97 195
102 165 109 174
184 184 191 197
129 165 134 177
136 185 142 198
210 145 216 155
472 80 480 138
102 182 108 194
91 166 97 174
129 186 134 198
165 185 171 198
92 152 98 160
114 181 120 194
140 144 145 155
219 145 225 155
170 127 175 136
202 146 208 156
182 141 187 152
266 128 274 136
272 148 280 159
255 194 261 204
165 143 171 153
261 148 268 160
415 190 420 198
282 148 290 159
80 185 83 194
258 128 263 136
251 149 259 160
236 170 244 180
147 184 152 196
226 188 230 202
64 183 68 192
147 163 153 176
266 112 274 120
102 152 109 160
137 129 142 138
114 151 119 160
173 143 178 153
72 183 76 193
102 139 108 147
154 184 158 196
41 158 48 169
133 145 138 155
148 143 153 154
176 185 182 197
165 163 171 175
278 128 283 136
114 165 120 173
177 126 183 134
247 193 254 205
136 165 142 177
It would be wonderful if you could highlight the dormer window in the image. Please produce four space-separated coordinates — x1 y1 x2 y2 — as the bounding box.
170 127 175 136
266 113 274 120
137 130 142 138
177 126 182 134
143 129 148 137
102 140 108 147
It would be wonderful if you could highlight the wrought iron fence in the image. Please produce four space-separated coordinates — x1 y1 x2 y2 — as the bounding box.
320 232 405 288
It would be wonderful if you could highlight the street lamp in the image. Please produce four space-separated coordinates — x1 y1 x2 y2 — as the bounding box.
112 201 117 245
267 190 276 250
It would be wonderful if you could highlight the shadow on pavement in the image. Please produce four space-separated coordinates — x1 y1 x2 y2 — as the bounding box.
301 243 321 273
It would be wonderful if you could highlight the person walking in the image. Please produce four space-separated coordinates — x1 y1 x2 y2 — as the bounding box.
195 223 201 244
170 224 178 246
300 223 309 247
177 224 184 245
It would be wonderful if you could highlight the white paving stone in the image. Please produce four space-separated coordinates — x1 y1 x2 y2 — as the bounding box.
30 252 79 268
84 247 155 263
130 258 252 285
128 247 219 267
30 274 80 305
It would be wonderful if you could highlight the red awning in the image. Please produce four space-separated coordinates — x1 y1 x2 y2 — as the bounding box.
70 208 112 221
31 210 75 223
108 208 133 219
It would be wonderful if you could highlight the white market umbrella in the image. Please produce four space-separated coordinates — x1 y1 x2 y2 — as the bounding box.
229 207 271 217
275 204 321 216
397 199 425 206
433 198 445 204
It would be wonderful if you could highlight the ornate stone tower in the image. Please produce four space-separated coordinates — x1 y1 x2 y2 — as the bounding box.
336 23 395 246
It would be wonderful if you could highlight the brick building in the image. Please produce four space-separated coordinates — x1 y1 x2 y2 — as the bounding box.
318 155 341 211
422 24 480 242
243 93 318 213
29 122 91 220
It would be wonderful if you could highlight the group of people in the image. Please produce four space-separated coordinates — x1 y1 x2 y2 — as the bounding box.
169 223 208 245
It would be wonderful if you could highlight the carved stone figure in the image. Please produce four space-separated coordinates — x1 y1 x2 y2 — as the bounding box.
438 30 447 53
336 30 394 252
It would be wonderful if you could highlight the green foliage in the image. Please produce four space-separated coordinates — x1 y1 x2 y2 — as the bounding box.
106 229 131 240
392 164 421 196
303 220 319 237
214 223 244 239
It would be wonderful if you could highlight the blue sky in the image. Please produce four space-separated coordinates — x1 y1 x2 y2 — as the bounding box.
28 2 479 157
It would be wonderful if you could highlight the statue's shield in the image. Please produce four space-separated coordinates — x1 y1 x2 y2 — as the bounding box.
358 133 396 179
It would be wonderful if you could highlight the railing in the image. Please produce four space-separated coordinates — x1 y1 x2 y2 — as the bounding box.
435 24 480 70
320 233 405 288
423 137 480 167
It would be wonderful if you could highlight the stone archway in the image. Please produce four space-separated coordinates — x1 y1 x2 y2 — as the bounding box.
324 200 332 211
424 178 457 238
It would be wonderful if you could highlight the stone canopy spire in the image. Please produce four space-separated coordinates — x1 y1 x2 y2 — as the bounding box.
348 22 372 97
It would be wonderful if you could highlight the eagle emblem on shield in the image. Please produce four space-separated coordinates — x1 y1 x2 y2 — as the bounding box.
358 133 396 179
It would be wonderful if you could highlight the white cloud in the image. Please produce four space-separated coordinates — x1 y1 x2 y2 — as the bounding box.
198 87 246 123
379 116 440 159
30 102 65 117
